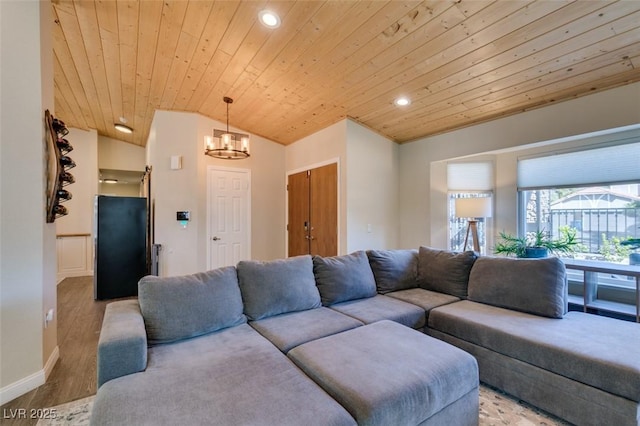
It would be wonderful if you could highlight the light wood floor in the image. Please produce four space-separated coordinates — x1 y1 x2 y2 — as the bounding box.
1 276 112 426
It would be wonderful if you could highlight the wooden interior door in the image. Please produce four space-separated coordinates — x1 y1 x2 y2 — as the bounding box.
310 163 337 256
287 163 337 257
288 170 310 257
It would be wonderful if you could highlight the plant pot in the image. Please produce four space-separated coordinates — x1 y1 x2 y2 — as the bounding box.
520 247 549 258
630 252 640 266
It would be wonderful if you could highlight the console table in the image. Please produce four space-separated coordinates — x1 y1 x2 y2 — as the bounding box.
562 258 640 322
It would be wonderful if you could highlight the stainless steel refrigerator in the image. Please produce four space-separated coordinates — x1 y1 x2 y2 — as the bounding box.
94 195 148 300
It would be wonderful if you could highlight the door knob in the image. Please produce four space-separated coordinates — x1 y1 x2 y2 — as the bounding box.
212 236 221 241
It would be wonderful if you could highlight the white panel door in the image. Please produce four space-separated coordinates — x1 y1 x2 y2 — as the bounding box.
207 167 250 269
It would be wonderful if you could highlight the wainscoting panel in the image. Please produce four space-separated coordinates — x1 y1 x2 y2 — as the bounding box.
57 234 93 282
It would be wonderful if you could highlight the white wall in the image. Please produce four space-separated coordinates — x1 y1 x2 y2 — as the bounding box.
399 82 640 250
55 128 98 235
284 119 402 254
148 110 286 277
55 128 98 281
99 182 141 197
98 135 146 171
285 121 348 254
148 111 199 276
0 0 57 404
346 120 400 252
98 135 145 196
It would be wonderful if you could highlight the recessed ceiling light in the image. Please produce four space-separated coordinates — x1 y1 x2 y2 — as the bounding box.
259 10 281 28
394 97 411 106
114 123 133 134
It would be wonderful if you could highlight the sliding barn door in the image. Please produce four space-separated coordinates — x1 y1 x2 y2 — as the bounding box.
288 163 337 257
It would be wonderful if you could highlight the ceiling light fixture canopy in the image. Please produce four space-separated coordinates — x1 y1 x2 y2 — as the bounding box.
114 123 133 134
204 97 250 160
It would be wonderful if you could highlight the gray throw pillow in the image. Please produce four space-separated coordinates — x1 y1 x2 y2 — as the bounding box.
237 255 321 321
367 249 418 294
417 246 477 298
313 251 377 306
138 266 246 344
468 256 567 319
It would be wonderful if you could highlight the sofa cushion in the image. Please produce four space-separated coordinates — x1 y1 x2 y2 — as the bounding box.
366 249 418 294
428 301 640 402
250 307 363 353
313 251 377 306
385 288 460 317
237 255 321 321
288 320 479 426
94 324 357 426
329 294 426 329
417 247 477 298
468 256 566 318
138 267 246 345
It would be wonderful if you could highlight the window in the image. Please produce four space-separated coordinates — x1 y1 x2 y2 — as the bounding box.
518 140 640 319
447 162 493 254
449 193 492 254
520 185 640 264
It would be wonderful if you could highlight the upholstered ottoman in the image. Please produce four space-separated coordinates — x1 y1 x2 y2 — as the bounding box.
287 320 479 426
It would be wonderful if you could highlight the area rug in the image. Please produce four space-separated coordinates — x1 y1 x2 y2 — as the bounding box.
38 385 569 425
35 396 93 426
478 385 571 425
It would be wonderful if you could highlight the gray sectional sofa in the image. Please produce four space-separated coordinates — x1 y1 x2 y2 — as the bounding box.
91 247 640 426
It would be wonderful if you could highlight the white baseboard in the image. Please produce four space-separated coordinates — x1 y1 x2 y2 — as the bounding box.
0 370 44 406
0 346 60 405
44 346 60 380
57 270 93 285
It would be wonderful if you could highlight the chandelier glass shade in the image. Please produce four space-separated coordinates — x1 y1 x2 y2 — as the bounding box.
205 97 250 160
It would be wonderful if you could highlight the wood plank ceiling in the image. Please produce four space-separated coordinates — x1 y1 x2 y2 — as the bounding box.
52 0 640 147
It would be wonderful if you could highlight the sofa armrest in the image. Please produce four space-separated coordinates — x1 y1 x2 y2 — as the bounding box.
97 299 148 388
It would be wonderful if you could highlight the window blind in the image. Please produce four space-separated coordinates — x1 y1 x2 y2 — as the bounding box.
518 142 640 190
447 162 493 191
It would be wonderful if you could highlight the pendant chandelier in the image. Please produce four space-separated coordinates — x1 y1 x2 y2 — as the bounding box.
204 97 250 160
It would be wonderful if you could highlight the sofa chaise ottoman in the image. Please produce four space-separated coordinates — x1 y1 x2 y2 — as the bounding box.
288 320 478 426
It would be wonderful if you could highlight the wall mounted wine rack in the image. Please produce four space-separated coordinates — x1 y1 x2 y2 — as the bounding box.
45 110 75 223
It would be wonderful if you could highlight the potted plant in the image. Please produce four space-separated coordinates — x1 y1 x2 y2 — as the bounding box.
621 238 640 266
494 227 578 258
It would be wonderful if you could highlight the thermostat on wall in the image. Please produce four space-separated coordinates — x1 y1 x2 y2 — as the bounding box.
177 211 190 229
